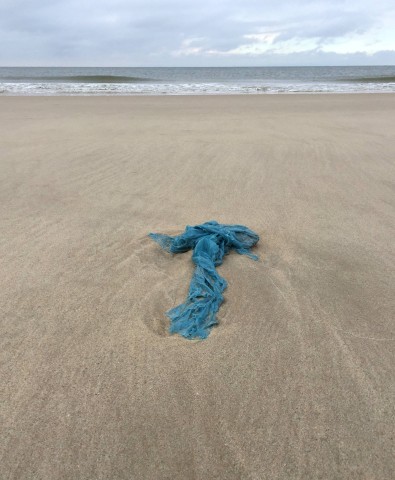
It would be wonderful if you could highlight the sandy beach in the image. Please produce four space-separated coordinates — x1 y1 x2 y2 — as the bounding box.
1 94 394 479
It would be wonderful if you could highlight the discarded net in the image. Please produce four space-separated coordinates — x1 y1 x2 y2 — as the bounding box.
149 221 259 340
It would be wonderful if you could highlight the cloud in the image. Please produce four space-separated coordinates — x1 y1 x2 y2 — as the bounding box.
0 0 394 65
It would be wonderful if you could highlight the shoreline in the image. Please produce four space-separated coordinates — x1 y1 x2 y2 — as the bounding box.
2 90 395 98
2 90 395 97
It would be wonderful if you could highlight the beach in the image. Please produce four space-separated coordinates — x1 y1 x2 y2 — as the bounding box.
1 94 394 479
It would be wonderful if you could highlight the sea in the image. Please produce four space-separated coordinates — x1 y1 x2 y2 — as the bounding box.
1 66 395 95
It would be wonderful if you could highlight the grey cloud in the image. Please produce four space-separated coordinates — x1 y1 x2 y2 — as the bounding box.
0 0 394 65
271 12 374 42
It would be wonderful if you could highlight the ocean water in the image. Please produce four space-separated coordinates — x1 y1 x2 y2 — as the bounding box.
1 66 395 95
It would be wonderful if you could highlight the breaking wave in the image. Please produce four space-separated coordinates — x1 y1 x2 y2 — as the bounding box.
340 76 395 83
1 75 155 83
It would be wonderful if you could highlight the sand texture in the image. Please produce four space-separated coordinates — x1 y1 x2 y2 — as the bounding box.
1 94 394 479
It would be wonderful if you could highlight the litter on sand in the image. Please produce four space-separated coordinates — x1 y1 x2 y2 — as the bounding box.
149 220 259 339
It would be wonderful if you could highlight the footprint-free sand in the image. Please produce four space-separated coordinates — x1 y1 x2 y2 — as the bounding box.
1 94 394 479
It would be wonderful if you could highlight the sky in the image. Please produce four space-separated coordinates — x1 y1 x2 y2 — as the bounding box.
0 0 394 66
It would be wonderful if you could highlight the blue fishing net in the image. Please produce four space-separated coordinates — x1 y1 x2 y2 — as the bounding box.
149 221 259 340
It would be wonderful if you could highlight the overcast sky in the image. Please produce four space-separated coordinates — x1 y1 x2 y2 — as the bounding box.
0 0 394 66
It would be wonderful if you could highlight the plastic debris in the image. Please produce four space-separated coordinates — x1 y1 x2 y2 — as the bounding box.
149 220 259 339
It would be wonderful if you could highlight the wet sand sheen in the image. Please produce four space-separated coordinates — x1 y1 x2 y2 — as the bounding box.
0 94 394 479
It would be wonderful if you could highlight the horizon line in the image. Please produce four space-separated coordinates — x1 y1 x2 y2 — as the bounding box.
1 64 395 68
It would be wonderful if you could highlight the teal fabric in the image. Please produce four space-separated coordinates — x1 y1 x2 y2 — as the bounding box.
149 221 259 339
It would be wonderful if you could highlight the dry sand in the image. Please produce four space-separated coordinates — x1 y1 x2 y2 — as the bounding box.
1 94 394 479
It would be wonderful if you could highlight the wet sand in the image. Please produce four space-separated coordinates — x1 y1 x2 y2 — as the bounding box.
1 94 394 479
